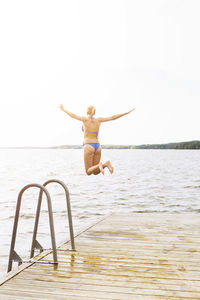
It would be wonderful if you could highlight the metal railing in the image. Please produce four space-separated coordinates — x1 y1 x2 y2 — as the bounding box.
7 180 75 273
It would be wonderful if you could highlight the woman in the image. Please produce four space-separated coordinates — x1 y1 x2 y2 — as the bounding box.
59 104 134 175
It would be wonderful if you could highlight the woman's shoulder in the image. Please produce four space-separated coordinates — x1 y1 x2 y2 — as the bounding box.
82 116 89 122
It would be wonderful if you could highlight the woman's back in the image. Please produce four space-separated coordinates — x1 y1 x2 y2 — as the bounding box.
83 117 100 143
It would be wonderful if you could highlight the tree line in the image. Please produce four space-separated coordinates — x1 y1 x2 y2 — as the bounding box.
134 140 200 149
101 141 200 150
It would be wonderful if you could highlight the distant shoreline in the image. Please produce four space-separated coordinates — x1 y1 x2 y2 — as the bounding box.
1 140 200 150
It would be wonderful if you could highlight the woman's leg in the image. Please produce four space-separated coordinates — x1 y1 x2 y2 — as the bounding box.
104 160 114 174
92 146 102 175
84 145 103 175
84 145 114 175
93 147 114 175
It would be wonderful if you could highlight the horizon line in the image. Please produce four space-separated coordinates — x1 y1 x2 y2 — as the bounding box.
0 140 199 149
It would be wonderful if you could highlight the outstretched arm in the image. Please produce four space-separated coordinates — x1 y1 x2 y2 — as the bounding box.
59 104 85 121
98 108 135 123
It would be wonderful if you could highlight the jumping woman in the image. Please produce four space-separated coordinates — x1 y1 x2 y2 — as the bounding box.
59 105 134 175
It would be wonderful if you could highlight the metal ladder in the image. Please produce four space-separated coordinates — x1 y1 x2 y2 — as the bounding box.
7 179 75 273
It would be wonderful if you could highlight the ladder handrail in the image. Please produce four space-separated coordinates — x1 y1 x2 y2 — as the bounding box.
7 184 58 273
30 179 75 258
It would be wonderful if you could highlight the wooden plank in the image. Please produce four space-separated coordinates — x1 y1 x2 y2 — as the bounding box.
70 249 200 261
16 266 200 287
76 238 200 250
15 266 200 291
69 240 200 254
52 249 200 265
79 231 200 240
22 262 200 281
79 233 200 242
42 252 200 271
1 281 200 298
11 276 200 293
40 255 200 276
0 289 109 300
0 289 184 300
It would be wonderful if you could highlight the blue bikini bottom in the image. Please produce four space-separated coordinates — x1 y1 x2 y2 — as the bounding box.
84 143 100 151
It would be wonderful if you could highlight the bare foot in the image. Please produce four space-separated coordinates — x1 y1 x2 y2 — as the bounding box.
106 161 114 174
99 162 105 175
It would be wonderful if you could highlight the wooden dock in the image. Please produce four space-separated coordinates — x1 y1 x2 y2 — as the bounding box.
1 213 200 299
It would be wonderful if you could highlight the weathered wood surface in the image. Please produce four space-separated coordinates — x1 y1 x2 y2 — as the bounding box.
1 213 200 299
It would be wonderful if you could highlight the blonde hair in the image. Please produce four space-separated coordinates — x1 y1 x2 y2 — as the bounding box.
87 105 96 116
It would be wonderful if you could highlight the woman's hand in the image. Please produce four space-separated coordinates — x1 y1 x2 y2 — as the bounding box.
59 104 64 111
127 108 135 114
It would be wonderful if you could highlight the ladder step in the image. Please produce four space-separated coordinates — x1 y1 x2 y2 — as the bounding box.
13 250 23 266
34 240 43 253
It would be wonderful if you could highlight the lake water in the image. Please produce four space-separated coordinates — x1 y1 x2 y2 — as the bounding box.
0 149 200 278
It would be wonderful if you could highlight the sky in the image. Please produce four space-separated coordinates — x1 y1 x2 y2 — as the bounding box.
0 0 200 147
